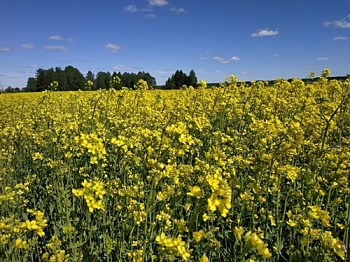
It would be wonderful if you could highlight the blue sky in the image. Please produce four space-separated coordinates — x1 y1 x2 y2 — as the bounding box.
1 0 350 88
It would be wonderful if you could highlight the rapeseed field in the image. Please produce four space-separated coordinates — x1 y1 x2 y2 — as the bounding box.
0 75 349 261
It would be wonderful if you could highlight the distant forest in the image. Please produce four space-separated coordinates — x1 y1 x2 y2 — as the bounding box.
2 66 200 93
22 66 157 92
1 66 349 93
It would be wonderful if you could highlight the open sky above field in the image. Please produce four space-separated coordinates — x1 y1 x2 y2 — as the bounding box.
1 0 350 88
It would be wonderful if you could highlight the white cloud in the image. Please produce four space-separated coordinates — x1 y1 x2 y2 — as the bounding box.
171 7 187 14
317 57 329 61
141 7 153 12
113 65 134 70
148 0 168 7
157 69 172 74
21 44 35 49
48 35 63 40
21 64 38 68
229 56 240 61
200 55 240 64
0 46 11 52
251 29 279 37
271 53 278 58
212 56 223 61
334 36 348 40
325 16 350 28
145 13 156 19
125 4 137 13
105 44 121 52
45 45 68 51
199 55 210 60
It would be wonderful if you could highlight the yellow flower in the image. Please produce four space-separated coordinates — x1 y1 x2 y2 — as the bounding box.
155 232 166 245
245 231 272 259
202 213 209 222
26 220 38 230
287 219 297 227
193 230 205 243
213 239 220 251
233 226 244 241
207 176 220 191
15 238 28 249
72 188 84 197
258 245 272 259
90 156 98 164
207 194 220 212
200 253 209 262
184 202 191 211
187 185 202 199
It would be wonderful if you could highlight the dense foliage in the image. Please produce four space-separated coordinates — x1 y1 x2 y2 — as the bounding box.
165 70 198 89
23 66 156 92
0 74 349 261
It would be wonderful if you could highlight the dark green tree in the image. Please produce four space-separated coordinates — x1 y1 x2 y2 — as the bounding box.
187 69 198 88
26 77 37 92
165 70 197 89
85 70 96 90
96 72 108 89
55 67 68 91
65 66 85 90
5 86 20 93
110 72 122 90
36 68 51 91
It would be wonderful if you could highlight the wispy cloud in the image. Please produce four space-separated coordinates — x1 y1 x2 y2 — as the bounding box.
141 7 153 12
251 29 279 37
105 44 121 52
0 46 11 52
334 36 348 40
48 35 75 42
145 13 156 19
271 53 278 58
324 15 350 28
113 65 134 70
200 55 241 64
148 0 168 7
21 64 38 68
317 57 329 61
157 69 172 74
171 7 187 14
125 4 137 13
21 43 35 49
45 45 68 51
48 35 63 40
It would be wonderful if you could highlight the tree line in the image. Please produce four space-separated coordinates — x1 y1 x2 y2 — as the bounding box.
164 70 198 89
2 67 201 93
21 66 157 92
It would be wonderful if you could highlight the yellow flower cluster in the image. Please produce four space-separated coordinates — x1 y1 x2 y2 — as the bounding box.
156 232 191 260
308 205 331 227
42 236 69 262
321 231 346 260
72 178 106 212
20 210 48 237
206 175 232 217
74 133 107 164
245 231 272 259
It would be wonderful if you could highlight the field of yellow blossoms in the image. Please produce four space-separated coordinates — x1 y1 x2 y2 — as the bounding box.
0 75 349 261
